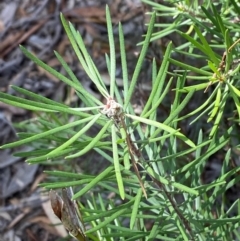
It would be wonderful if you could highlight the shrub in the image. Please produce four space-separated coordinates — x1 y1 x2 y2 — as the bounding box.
1 1 240 240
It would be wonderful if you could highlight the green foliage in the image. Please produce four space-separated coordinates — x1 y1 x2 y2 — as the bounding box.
1 1 240 240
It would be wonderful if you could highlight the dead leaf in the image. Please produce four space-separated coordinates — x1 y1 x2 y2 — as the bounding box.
41 190 67 237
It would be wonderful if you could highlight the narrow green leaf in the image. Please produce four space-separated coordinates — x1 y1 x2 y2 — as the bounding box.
143 77 173 119
164 90 194 126
201 6 218 27
20 45 98 102
111 125 125 199
194 25 219 65
212 4 226 35
208 61 220 75
119 127 130 170
0 98 56 113
126 114 195 148
169 58 212 76
225 30 232 72
85 207 127 234
44 170 87 178
207 87 221 122
119 22 129 102
68 22 109 98
175 83 209 93
178 31 209 58
61 13 109 98
106 5 116 97
46 113 101 157
27 148 75 163
11 85 67 107
43 179 92 189
130 188 142 229
54 51 101 106
141 42 172 117
175 85 219 122
72 166 114 199
228 84 240 120
124 12 156 109
209 88 227 138
66 119 112 159
1 117 93 149
227 82 240 97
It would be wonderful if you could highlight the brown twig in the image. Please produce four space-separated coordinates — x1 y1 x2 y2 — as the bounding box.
120 113 195 239
123 124 147 198
150 176 195 240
